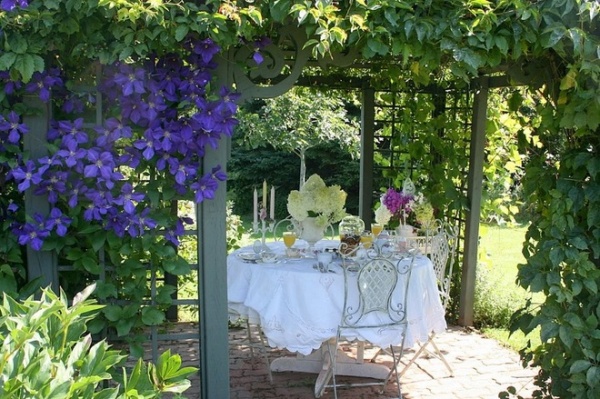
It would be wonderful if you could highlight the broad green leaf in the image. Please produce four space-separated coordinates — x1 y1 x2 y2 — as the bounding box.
559 324 574 348
7 34 28 54
59 17 80 34
570 359 592 373
540 320 558 342
141 306 165 325
0 52 17 70
81 256 101 274
115 318 135 336
103 305 122 322
587 366 600 387
495 36 508 54
175 25 189 42
13 54 35 83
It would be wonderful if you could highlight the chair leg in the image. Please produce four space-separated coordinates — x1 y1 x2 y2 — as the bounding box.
399 332 452 377
429 337 453 376
244 319 273 383
387 344 403 399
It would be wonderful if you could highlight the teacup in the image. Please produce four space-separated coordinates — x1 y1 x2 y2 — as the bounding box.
260 251 278 263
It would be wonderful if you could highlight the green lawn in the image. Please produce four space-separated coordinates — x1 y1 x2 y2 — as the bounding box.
477 223 542 352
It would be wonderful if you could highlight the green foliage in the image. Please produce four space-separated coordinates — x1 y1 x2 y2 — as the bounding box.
511 83 600 398
228 140 359 219
0 284 196 398
236 87 360 186
1 1 599 397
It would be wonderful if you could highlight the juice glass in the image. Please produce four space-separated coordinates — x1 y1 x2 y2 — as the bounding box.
283 231 297 248
371 223 383 237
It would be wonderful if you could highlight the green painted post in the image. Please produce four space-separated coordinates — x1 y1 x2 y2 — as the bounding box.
360 85 375 227
197 142 230 399
22 94 59 291
459 78 488 326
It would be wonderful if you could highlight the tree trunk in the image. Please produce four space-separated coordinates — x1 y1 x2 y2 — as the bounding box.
299 149 306 189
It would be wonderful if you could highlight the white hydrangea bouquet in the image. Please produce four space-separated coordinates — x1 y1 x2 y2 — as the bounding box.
287 174 347 228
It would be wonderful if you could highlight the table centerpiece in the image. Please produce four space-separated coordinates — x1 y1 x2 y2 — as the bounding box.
374 178 434 236
287 174 347 247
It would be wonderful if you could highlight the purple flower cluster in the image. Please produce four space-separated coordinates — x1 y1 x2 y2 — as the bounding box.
0 111 28 152
3 37 237 250
382 188 414 216
0 0 28 12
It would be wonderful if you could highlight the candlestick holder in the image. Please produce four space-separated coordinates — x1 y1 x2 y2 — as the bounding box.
252 217 275 253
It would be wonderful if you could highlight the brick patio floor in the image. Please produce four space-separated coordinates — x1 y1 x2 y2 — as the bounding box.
228 325 538 399
161 323 538 399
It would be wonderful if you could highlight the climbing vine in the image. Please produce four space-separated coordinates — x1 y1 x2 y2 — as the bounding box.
1 0 599 396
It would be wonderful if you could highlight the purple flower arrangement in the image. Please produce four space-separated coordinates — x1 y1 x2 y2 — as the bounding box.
382 187 414 217
1 37 237 250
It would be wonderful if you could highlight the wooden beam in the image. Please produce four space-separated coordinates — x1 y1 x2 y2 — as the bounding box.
359 86 375 227
197 142 231 399
459 78 488 326
22 94 58 291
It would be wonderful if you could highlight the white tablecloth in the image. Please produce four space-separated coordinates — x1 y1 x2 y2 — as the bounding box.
227 240 447 356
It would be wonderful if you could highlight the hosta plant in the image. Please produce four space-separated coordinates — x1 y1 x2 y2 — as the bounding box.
0 284 197 398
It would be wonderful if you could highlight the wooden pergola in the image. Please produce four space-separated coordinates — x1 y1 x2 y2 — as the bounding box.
17 25 537 399
191 26 526 397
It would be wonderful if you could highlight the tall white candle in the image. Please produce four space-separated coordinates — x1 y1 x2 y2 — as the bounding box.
270 186 275 219
253 188 258 226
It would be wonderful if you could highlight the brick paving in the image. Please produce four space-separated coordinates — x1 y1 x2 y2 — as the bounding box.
156 324 539 399
228 325 538 399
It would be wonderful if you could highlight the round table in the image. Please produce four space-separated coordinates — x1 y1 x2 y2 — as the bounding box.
227 240 447 355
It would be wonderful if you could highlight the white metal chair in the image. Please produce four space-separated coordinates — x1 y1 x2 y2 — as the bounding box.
228 309 273 383
399 221 458 377
324 245 416 398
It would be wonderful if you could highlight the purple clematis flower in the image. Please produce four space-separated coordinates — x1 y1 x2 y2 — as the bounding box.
127 208 157 237
121 94 149 125
45 207 72 236
0 71 22 94
191 173 219 203
113 65 146 96
25 69 63 102
1 0 29 12
11 160 42 192
56 140 87 168
216 86 240 116
191 38 221 65
67 180 88 208
169 157 197 185
164 218 186 246
59 118 88 146
0 111 29 143
84 149 116 180
211 165 227 182
15 213 49 250
34 171 67 204
115 183 145 214
133 137 155 160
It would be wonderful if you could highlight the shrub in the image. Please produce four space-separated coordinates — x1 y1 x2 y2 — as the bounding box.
473 261 524 329
0 284 197 398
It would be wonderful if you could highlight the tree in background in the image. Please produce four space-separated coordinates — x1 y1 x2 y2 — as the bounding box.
236 87 360 188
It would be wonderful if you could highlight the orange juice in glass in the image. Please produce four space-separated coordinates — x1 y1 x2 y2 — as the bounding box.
360 231 374 249
283 231 297 248
371 223 383 237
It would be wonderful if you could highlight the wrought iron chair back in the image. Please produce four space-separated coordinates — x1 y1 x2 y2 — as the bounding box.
324 244 417 398
429 221 458 310
341 256 412 329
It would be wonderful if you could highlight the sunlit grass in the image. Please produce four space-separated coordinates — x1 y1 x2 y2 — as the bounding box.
477 223 542 351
